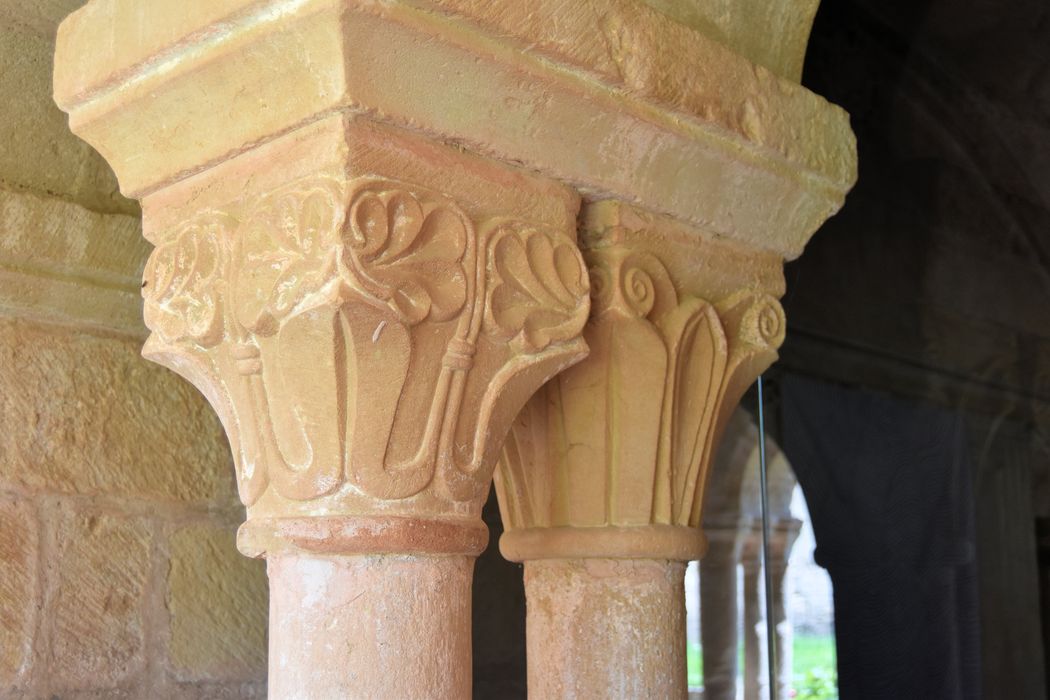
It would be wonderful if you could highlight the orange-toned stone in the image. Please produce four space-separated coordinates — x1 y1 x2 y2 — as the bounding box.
0 317 236 505
0 498 36 691
166 523 268 682
268 552 474 698
49 511 151 692
524 559 687 699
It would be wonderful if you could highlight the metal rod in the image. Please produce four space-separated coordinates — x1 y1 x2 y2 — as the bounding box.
757 376 778 700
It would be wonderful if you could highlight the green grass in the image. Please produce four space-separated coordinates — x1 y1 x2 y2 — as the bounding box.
687 634 837 698
793 635 837 700
793 635 836 675
686 642 703 688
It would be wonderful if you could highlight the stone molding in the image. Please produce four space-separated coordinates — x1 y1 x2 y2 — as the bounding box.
53 0 855 259
637 0 821 81
237 515 490 558
0 186 146 337
496 200 785 562
501 524 708 562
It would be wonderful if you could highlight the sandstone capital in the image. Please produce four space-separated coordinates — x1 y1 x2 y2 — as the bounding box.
496 200 787 563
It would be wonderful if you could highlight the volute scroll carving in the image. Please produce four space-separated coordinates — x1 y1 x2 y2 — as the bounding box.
141 175 590 514
496 215 785 559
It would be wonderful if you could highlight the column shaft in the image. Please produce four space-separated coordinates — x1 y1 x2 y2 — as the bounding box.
268 553 473 699
523 559 686 699
770 560 793 700
742 557 763 700
700 538 743 700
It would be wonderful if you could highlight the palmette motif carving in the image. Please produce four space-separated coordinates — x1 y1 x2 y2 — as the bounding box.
142 176 589 508
496 240 785 531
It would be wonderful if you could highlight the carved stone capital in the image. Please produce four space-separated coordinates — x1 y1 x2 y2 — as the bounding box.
496 201 785 562
130 118 589 554
52 1 856 695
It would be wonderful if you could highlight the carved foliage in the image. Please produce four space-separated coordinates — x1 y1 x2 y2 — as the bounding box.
496 244 784 531
144 213 230 348
142 177 588 508
345 188 470 324
484 224 590 353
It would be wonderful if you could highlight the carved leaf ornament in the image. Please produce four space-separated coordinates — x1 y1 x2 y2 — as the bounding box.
496 244 785 530
142 177 589 506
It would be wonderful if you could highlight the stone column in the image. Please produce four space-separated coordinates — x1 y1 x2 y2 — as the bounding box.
769 520 802 700
53 4 604 696
60 119 587 696
741 528 764 700
55 1 855 696
487 3 855 688
701 411 762 700
700 527 747 700
497 201 790 697
740 520 802 700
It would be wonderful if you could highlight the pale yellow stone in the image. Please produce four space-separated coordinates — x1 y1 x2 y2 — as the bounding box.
0 5 133 215
53 0 855 259
0 317 236 504
166 523 267 682
0 498 36 690
0 2 146 337
0 187 146 336
57 18 594 693
640 0 821 80
49 511 151 691
126 116 590 532
497 201 785 556
494 202 789 698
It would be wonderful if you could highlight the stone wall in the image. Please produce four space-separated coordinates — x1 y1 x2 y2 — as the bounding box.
0 1 269 696
0 319 268 698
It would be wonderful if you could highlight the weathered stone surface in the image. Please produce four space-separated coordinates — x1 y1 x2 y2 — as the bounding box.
166 523 267 681
495 200 787 698
125 117 588 524
639 0 820 80
0 498 36 690
136 115 587 698
51 688 137 699
0 186 146 337
53 0 855 259
268 553 474 699
497 201 786 559
49 511 151 691
166 681 268 699
0 0 84 38
0 317 236 505
524 559 687 699
0 9 133 215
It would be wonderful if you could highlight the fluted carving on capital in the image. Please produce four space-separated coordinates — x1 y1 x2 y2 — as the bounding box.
141 175 590 516
496 208 784 559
